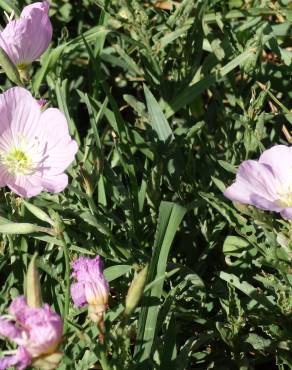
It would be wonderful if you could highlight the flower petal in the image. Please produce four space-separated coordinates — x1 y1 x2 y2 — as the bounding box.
21 1 49 17
22 304 63 357
30 173 69 194
224 160 278 206
7 175 43 198
259 145 292 184
0 319 21 341
39 108 78 175
0 1 52 65
280 207 292 219
0 87 41 138
8 297 63 358
8 296 28 322
0 347 31 370
249 194 281 212
70 282 87 307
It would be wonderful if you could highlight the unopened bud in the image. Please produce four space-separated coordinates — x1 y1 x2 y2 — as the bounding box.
26 253 42 308
0 222 46 234
32 351 63 370
80 167 93 197
125 265 148 316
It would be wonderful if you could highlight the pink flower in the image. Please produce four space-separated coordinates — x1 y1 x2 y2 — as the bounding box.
224 145 292 219
71 256 109 320
0 347 31 370
0 87 78 197
0 296 63 370
37 98 47 108
0 1 52 68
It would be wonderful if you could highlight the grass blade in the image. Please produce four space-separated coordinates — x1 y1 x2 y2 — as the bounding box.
135 201 186 361
144 84 173 141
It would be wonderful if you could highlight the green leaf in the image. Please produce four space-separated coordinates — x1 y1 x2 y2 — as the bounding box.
245 333 272 351
0 46 22 85
0 0 19 15
223 236 249 256
33 26 110 93
144 84 173 141
32 44 65 94
22 200 54 226
79 211 112 238
218 160 237 174
104 265 132 282
135 201 186 360
164 49 254 118
219 271 277 310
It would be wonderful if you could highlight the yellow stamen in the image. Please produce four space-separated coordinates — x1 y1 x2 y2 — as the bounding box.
276 185 292 207
2 148 33 175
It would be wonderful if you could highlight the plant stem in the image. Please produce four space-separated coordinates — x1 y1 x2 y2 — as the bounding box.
99 347 111 370
97 315 111 370
60 233 70 333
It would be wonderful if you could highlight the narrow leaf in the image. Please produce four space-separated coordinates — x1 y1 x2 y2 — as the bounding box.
0 46 22 85
144 84 173 141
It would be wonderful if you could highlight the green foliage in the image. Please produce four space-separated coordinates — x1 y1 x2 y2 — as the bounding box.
0 0 291 369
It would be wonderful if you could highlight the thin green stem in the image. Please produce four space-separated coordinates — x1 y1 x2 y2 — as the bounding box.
60 233 70 333
97 315 111 370
99 347 111 370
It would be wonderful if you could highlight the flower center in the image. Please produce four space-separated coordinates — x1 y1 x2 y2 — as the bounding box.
2 148 33 175
276 185 292 207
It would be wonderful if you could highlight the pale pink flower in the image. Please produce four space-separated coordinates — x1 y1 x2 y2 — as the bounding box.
0 347 31 370
0 296 63 370
71 256 109 321
0 1 52 68
224 145 292 219
0 87 78 197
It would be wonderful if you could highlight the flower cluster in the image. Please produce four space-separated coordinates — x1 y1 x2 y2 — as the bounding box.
0 254 109 370
224 145 292 219
0 1 77 199
0 297 62 370
0 3 81 369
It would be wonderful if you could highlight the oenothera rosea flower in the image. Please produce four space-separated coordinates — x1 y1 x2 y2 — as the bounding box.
0 296 62 370
224 145 292 219
0 87 78 197
0 1 52 69
70 256 110 323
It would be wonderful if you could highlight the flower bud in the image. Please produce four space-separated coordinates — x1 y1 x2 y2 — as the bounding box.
0 1 52 69
80 167 94 197
0 222 46 234
26 253 42 308
124 265 148 316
